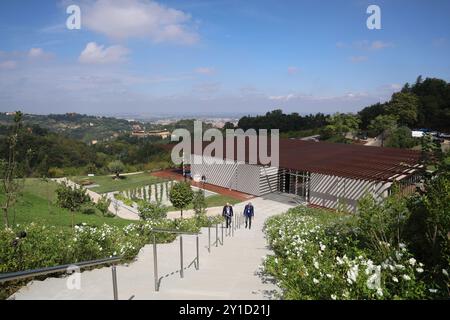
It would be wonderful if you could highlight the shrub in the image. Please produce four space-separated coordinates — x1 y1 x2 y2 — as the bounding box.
96 195 112 217
47 167 65 178
0 216 208 299
55 182 90 212
138 201 168 221
192 189 207 215
263 206 429 299
80 204 96 215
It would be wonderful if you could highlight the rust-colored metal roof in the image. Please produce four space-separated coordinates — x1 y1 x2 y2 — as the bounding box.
276 139 421 182
175 138 422 182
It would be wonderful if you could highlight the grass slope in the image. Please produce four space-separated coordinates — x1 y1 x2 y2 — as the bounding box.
0 179 134 230
73 173 165 194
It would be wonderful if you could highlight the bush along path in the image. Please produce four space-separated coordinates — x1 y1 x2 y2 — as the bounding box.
8 197 295 300
263 205 446 299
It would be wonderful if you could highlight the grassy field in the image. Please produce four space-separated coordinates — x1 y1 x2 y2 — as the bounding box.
72 173 166 194
167 194 241 212
0 179 134 230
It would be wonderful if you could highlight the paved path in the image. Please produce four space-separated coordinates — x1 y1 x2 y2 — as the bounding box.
11 197 295 300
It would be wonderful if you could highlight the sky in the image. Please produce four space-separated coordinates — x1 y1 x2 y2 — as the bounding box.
0 0 449 116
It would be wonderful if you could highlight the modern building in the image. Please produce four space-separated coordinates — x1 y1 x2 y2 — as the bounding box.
188 139 423 212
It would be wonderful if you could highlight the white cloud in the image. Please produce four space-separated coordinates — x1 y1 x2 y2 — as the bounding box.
269 94 295 102
29 48 44 58
79 42 130 64
27 48 54 60
195 67 215 75
349 56 368 63
83 0 199 45
355 40 393 50
0 60 17 70
287 66 299 75
370 40 392 50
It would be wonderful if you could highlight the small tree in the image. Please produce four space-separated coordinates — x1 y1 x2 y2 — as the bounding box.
192 189 207 215
143 187 147 201
148 185 152 201
159 183 164 202
108 160 125 179
169 181 194 218
1 111 24 228
96 195 112 217
56 182 90 228
138 201 168 220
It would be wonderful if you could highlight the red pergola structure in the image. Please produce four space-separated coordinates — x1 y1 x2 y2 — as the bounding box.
186 138 423 183
277 139 422 183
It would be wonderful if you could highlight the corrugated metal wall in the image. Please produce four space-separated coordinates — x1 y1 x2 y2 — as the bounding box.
190 155 393 212
259 166 279 195
191 155 261 195
309 173 391 212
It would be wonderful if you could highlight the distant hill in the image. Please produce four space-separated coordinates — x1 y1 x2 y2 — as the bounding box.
0 113 139 143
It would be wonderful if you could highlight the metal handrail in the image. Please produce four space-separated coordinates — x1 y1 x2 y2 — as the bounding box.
0 256 122 300
151 229 200 291
150 228 201 235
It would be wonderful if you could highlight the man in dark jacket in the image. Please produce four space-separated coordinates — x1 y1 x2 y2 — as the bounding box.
222 202 233 228
243 202 254 229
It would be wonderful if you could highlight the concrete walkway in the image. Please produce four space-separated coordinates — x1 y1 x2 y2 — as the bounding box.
11 197 295 300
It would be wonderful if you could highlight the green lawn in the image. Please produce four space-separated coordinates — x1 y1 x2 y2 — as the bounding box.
0 179 134 230
72 173 166 194
167 194 241 211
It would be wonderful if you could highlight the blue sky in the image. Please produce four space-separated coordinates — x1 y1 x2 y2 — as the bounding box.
0 0 449 116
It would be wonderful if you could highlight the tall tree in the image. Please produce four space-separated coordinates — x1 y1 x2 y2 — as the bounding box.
0 111 24 228
323 113 360 140
108 160 125 179
368 114 398 147
385 92 419 126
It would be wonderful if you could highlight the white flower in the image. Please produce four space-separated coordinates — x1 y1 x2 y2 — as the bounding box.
408 258 416 266
429 289 438 293
402 274 411 281
416 267 424 273
347 265 359 284
442 269 449 277
314 260 320 269
392 276 398 283
313 278 319 284
331 294 337 300
376 288 383 297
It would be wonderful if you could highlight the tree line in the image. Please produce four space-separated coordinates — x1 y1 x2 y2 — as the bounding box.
235 77 450 143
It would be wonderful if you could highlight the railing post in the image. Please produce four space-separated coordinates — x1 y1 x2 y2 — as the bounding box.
153 234 159 291
196 234 199 270
221 222 224 245
180 235 184 278
111 265 118 300
215 224 218 247
208 226 211 253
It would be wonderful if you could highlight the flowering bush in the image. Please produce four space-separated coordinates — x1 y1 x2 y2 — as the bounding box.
263 207 430 299
0 215 208 299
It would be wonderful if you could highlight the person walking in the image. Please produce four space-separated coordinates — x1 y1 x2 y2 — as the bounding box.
243 202 254 229
222 202 233 228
